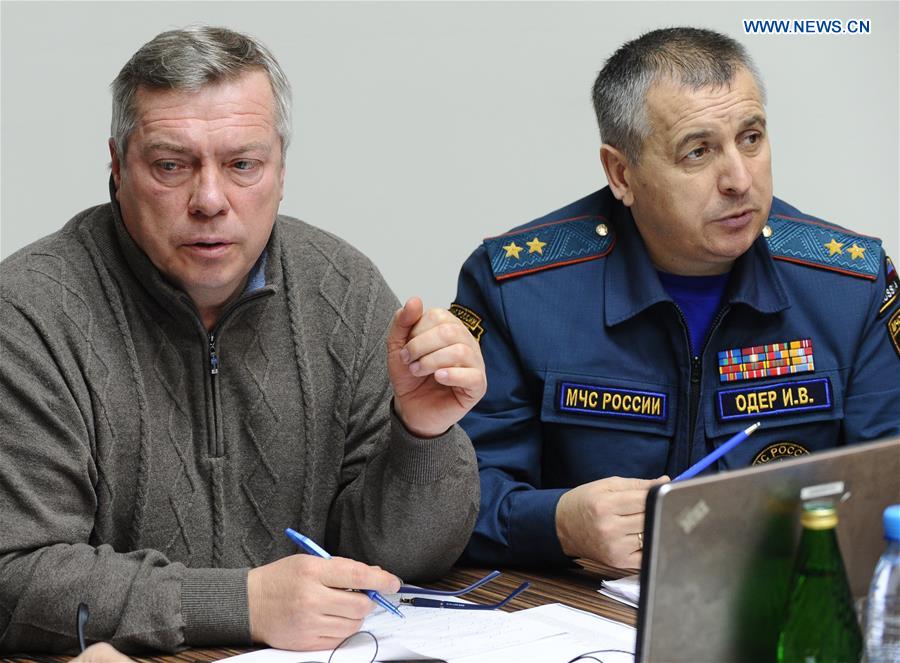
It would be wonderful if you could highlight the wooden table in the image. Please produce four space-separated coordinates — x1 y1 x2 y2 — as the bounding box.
10 562 635 662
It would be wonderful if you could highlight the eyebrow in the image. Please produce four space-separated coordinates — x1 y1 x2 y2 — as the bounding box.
143 141 189 156
674 114 768 154
225 142 272 157
740 114 767 131
141 142 273 158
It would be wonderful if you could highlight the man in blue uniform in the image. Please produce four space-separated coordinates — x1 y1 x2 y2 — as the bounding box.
451 27 900 571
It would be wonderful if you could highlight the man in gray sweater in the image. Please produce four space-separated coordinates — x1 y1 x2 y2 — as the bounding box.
0 26 484 654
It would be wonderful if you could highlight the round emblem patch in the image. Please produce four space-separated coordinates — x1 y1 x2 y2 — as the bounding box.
752 441 810 465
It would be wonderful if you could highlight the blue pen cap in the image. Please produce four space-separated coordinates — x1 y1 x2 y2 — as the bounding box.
884 504 900 541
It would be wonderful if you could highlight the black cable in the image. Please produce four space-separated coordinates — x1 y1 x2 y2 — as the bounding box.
294 630 379 663
567 648 634 663
76 602 90 653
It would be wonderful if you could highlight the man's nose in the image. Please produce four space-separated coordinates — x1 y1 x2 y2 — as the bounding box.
718 149 753 196
188 167 230 218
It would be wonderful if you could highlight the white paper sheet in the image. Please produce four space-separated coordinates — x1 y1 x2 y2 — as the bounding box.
452 603 636 663
222 593 565 662
598 574 641 609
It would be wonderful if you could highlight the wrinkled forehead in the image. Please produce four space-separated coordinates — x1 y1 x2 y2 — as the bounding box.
643 68 765 137
131 69 276 120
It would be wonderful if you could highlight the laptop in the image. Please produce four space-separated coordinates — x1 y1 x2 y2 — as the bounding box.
635 436 900 663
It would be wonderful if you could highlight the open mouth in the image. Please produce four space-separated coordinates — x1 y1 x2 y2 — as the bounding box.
716 210 754 227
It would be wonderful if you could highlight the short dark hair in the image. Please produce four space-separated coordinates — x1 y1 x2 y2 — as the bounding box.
592 27 765 164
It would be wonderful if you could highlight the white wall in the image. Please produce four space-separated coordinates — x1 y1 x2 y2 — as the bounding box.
2 1 897 307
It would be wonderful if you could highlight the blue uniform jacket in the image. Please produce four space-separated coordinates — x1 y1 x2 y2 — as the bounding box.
453 187 900 568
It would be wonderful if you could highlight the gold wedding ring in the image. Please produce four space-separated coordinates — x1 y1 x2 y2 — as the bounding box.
637 531 643 549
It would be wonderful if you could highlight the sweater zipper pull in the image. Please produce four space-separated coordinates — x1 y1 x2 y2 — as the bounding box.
209 334 219 375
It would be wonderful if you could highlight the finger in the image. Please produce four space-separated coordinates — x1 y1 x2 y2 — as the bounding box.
408 343 478 376
432 367 487 399
612 512 645 535
408 306 457 334
601 532 644 570
319 558 401 594
405 317 473 361
311 612 366 638
603 490 655 516
303 633 358 652
622 550 642 573
387 297 424 351
602 475 669 491
73 643 134 663
319 588 377 621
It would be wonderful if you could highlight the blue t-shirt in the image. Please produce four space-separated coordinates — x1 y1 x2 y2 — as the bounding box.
657 270 730 356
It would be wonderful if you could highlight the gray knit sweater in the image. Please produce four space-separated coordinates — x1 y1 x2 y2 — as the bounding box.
0 194 479 653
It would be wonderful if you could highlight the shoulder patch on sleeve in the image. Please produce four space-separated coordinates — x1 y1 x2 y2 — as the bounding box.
766 214 881 280
879 255 899 317
484 215 615 281
450 303 485 341
888 308 900 359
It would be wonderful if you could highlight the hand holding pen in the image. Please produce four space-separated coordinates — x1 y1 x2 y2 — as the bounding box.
245 531 402 651
285 528 404 618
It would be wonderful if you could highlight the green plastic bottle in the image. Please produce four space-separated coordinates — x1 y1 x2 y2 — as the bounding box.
777 502 862 663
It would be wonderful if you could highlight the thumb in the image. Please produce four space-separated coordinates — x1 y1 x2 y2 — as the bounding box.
637 475 671 490
387 297 423 349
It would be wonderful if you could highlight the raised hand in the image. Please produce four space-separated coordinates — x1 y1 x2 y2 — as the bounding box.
387 297 487 438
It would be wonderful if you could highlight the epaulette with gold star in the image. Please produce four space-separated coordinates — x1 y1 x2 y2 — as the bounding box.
484 215 615 281
766 214 881 280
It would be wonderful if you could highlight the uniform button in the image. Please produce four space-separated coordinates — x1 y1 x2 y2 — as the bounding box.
762 224 773 238
595 223 608 237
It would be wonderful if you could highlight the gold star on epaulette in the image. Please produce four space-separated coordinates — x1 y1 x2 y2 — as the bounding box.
503 242 523 259
847 244 866 260
825 238 844 256
526 237 546 254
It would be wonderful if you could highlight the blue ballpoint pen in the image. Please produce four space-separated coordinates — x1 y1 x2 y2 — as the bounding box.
284 528 404 619
673 421 761 482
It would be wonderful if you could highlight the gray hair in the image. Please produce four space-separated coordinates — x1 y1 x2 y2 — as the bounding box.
111 26 292 160
592 27 766 164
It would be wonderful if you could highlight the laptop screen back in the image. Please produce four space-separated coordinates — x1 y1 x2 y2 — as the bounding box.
636 437 900 663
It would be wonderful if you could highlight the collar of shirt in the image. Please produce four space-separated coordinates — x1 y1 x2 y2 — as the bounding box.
603 199 790 327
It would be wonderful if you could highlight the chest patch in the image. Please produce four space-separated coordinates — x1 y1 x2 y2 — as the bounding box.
718 338 813 383
717 377 832 421
752 441 810 465
558 382 667 422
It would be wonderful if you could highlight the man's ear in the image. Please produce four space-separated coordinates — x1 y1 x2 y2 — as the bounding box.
600 144 635 207
109 138 122 193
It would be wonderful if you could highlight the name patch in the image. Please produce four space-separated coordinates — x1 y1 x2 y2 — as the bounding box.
558 382 667 422
717 378 832 421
